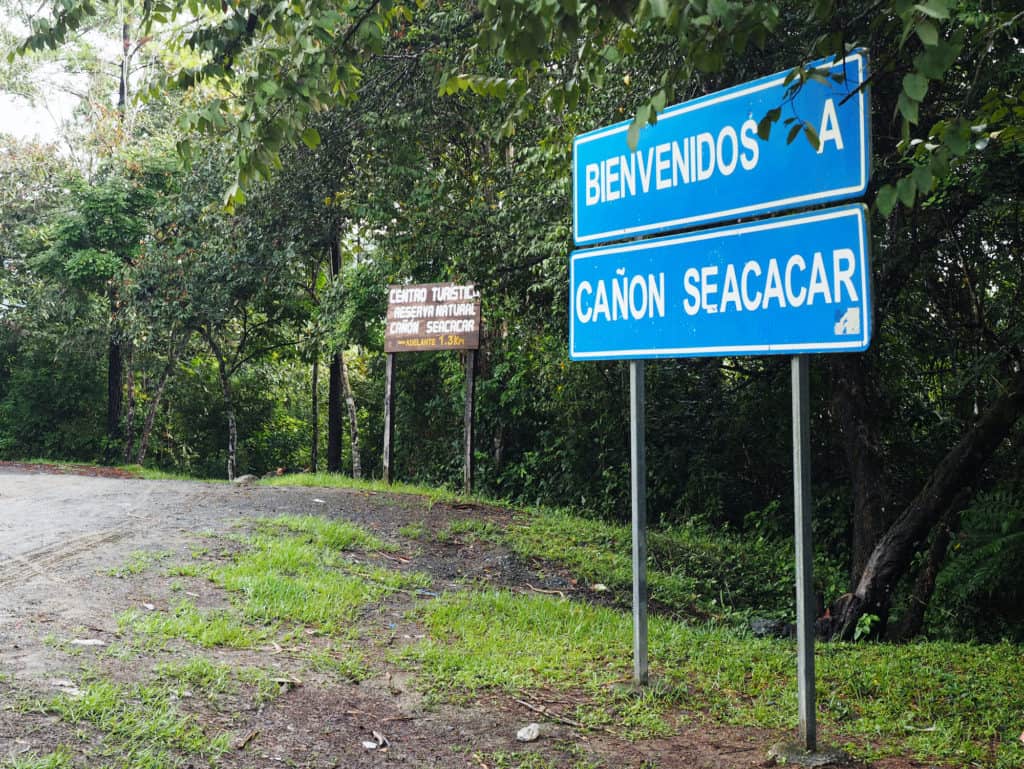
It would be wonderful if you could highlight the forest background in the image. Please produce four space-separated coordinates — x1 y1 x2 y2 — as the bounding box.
1 0 1023 645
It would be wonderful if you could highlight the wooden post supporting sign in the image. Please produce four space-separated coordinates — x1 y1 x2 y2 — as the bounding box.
383 282 481 487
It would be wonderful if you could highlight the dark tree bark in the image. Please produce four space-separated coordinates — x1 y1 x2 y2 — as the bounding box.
327 238 343 473
831 368 1024 640
327 352 342 472
311 355 319 472
892 499 965 641
122 341 136 464
831 354 894 586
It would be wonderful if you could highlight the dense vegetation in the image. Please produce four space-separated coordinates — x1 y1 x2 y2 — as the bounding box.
2 0 1023 644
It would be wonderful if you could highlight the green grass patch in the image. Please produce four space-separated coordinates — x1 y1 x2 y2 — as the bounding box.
398 521 429 540
402 588 1024 767
436 519 502 544
155 657 283 703
0 750 75 769
305 644 372 683
118 464 225 482
497 508 844 622
107 549 174 577
257 471 466 504
121 601 269 648
209 518 425 632
34 678 231 768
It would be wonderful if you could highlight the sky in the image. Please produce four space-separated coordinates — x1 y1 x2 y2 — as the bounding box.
0 11 118 147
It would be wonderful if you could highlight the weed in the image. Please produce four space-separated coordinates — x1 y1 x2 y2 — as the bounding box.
398 521 428 540
1 750 75 769
437 519 502 544
36 678 230 767
401 587 1024 767
121 601 269 648
305 645 372 682
107 550 173 578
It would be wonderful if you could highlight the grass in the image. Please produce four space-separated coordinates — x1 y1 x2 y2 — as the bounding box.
400 587 1024 767
124 515 425 645
121 600 270 648
258 471 473 505
33 678 231 769
154 656 284 703
305 644 372 683
0 751 76 769
107 549 174 577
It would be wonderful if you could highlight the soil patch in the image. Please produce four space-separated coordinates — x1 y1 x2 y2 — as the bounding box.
0 469 935 768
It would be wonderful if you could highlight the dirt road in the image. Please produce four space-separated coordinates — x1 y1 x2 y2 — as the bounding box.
0 468 911 769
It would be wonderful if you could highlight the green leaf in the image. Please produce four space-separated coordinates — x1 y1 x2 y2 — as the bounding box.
876 184 898 217
897 175 916 208
897 92 920 124
648 0 669 19
301 127 321 150
914 0 951 20
651 89 666 114
902 72 928 102
911 164 933 195
803 123 820 150
627 121 641 151
942 120 970 155
915 19 939 47
786 123 801 144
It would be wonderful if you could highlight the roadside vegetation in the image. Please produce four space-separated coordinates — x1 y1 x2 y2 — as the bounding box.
5 496 1020 769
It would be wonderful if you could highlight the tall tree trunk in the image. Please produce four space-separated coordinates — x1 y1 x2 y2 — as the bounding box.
831 354 894 586
122 341 136 464
135 333 189 466
327 238 343 473
340 350 361 479
891 500 965 641
831 367 1024 639
106 338 123 461
205 333 238 480
311 355 320 472
328 351 342 473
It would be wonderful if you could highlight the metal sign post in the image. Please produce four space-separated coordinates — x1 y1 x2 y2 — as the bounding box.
629 360 649 687
791 354 817 751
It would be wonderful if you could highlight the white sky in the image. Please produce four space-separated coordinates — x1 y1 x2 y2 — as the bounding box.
1 12 120 147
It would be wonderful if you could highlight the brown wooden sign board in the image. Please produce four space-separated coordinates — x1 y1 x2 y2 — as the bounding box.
385 282 481 353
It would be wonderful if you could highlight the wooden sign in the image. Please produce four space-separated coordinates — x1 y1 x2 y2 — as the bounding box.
385 282 481 353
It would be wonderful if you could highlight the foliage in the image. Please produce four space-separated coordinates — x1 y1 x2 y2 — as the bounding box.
401 587 1024 766
929 489 1024 641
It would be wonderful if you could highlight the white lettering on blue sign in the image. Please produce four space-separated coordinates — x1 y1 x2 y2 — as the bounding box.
572 52 869 246
569 205 871 359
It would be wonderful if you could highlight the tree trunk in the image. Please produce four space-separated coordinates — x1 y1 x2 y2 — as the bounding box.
206 333 238 480
891 499 965 641
106 338 123 461
340 350 361 479
831 354 894 587
328 352 342 472
311 355 320 472
135 333 189 466
831 368 1024 639
122 340 136 464
327 238 343 473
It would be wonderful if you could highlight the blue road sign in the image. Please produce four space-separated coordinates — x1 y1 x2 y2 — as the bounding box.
572 52 870 246
569 205 871 359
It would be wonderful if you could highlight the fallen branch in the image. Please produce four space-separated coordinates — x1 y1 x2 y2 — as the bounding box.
234 729 259 750
513 697 586 730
